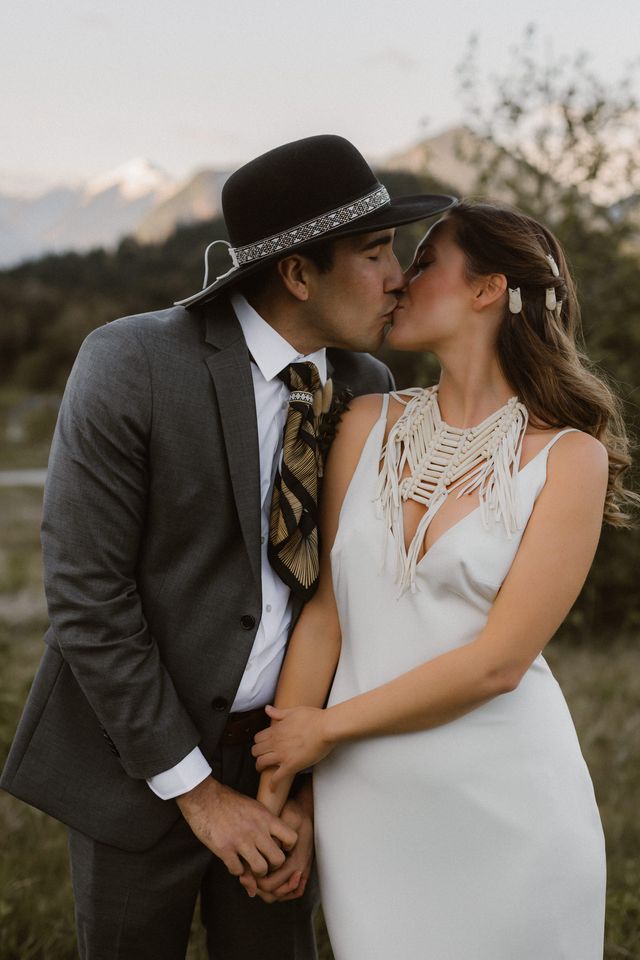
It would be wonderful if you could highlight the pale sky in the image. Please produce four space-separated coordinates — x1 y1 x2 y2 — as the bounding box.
2 0 639 193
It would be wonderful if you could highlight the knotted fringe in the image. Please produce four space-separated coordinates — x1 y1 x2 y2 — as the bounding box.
374 387 528 596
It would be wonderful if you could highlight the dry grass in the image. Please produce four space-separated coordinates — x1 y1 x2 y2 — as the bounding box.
0 487 638 959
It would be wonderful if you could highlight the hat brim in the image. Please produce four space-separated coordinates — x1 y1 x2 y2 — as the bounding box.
175 193 457 308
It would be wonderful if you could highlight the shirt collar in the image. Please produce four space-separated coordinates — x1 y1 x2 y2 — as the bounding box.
230 292 327 385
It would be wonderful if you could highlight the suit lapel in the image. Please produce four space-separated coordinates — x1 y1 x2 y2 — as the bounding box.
203 299 262 588
200 321 359 597
326 351 350 399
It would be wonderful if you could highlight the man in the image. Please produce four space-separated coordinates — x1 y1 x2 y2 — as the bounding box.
1 134 455 959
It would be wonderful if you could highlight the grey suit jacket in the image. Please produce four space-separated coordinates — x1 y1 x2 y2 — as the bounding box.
0 297 393 851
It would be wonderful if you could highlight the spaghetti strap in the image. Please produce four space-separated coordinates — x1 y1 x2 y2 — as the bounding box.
543 427 580 454
379 392 390 422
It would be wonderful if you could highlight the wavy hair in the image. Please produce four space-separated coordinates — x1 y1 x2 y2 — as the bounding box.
445 199 637 526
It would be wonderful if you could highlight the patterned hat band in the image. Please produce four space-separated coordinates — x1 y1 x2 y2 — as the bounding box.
202 183 391 287
232 183 390 266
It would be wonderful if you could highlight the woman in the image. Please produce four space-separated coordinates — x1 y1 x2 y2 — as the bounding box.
251 201 636 958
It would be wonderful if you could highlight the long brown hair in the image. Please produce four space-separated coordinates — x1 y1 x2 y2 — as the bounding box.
446 199 637 526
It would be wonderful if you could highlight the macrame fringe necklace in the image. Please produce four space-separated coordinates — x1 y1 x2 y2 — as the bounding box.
375 386 529 595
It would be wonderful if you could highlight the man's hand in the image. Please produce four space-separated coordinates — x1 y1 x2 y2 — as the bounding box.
176 776 297 878
240 778 315 902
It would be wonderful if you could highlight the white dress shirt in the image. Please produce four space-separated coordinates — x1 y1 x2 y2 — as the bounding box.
147 293 327 799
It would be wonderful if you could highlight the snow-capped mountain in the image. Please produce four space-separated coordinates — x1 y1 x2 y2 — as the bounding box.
135 168 230 244
84 158 174 202
0 159 179 267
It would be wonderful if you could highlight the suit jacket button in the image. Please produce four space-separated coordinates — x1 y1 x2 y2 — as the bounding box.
240 615 256 630
212 697 228 712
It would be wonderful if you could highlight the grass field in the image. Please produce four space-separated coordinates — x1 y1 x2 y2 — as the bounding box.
0 485 638 959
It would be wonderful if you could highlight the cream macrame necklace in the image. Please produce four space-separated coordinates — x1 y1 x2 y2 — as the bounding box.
375 386 529 594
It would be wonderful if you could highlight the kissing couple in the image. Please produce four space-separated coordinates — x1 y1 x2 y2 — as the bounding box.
4 132 633 959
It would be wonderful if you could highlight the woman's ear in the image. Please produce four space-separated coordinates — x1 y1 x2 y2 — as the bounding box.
472 273 507 312
277 255 311 302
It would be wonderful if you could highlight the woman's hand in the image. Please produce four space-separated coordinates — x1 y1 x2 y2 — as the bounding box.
252 705 334 786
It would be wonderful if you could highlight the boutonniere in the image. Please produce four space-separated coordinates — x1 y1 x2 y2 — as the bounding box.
313 380 354 469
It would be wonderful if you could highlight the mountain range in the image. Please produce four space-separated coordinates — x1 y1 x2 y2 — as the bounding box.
1 128 638 268
0 156 241 268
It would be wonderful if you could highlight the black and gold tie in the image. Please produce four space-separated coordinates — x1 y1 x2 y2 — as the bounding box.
268 362 332 600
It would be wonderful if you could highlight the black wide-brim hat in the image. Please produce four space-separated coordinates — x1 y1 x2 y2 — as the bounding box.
175 134 457 308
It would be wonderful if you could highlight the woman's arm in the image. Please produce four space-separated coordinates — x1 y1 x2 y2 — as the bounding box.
253 431 609 783
256 393 388 814
255 575 342 815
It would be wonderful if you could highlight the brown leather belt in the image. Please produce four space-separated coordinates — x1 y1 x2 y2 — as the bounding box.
220 706 269 746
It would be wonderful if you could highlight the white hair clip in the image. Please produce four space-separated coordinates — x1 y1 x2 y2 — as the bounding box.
555 299 563 319
546 253 560 277
545 287 557 310
508 287 523 314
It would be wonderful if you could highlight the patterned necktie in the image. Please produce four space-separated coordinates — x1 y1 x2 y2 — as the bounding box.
268 361 331 600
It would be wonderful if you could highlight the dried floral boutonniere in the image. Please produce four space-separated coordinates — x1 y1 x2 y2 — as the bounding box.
313 380 354 472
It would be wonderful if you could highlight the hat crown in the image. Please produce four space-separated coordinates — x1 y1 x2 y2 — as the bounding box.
222 135 379 249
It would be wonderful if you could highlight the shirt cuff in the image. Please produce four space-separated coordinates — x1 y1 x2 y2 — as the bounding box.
146 746 212 800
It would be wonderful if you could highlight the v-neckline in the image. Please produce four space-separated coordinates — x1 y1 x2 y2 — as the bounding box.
406 430 566 570
392 387 524 566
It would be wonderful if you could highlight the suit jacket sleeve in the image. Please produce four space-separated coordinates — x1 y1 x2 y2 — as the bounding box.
41 323 200 780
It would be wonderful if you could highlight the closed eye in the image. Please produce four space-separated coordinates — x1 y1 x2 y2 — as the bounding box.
360 233 395 260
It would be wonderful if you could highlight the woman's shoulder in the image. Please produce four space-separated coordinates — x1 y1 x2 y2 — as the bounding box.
520 428 610 545
340 386 432 441
535 429 609 514
334 393 387 448
327 392 390 479
535 427 607 464
323 394 388 511
522 424 605 468
545 428 608 479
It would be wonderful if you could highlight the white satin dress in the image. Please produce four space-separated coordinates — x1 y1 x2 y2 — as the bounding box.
313 395 606 960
